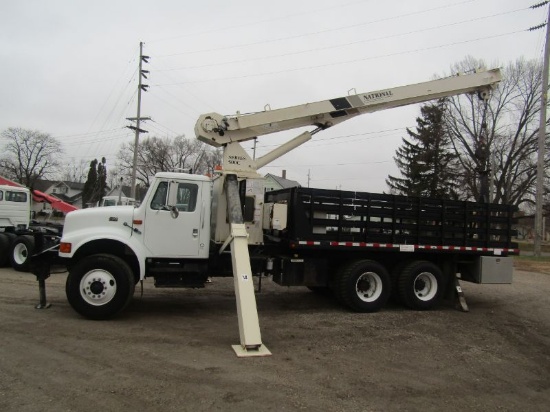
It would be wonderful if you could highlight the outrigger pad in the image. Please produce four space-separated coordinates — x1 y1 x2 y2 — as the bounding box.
232 344 272 358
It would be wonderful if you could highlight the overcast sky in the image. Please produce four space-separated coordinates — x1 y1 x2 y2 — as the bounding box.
0 0 546 192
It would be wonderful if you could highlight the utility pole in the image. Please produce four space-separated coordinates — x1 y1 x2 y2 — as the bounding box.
535 4 550 256
127 41 150 199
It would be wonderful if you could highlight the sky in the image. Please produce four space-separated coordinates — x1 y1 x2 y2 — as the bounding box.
0 0 547 193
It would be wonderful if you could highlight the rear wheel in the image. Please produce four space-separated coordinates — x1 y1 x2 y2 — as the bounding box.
10 235 35 272
66 254 135 320
334 260 390 312
398 260 444 310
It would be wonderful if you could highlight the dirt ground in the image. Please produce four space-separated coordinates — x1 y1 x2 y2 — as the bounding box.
0 266 549 412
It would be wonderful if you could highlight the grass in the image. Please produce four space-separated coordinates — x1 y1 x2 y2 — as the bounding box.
516 241 550 254
513 255 550 274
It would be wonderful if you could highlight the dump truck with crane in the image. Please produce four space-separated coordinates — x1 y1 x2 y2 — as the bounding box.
31 68 517 356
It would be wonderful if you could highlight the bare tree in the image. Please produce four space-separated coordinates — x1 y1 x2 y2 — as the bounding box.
202 147 222 176
115 135 219 188
61 159 89 183
0 127 63 187
443 57 546 207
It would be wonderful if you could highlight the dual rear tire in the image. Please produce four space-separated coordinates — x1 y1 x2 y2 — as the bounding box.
331 259 445 312
397 260 444 310
333 260 391 313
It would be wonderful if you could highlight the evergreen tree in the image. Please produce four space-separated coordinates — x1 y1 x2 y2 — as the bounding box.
386 137 426 196
82 159 98 208
95 157 107 204
387 100 459 199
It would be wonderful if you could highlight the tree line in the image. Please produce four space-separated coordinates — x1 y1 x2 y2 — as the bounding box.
0 129 221 206
386 57 549 211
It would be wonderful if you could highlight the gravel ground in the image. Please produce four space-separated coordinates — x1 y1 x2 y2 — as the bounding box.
0 267 549 412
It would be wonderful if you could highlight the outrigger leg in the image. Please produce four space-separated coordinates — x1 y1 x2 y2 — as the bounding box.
223 174 271 357
453 276 469 312
31 258 52 309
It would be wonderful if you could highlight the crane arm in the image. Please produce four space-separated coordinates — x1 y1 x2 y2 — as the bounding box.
195 68 502 148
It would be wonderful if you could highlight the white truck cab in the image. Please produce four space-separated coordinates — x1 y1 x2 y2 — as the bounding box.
0 185 31 229
60 172 212 274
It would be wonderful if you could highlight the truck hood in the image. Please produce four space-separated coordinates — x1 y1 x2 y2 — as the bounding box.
62 206 135 237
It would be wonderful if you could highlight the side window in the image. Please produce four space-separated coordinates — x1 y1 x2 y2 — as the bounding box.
176 183 198 212
6 191 27 202
150 182 168 210
0 191 3 201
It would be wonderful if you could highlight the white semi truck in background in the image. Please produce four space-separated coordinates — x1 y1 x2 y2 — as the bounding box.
31 68 517 356
0 186 133 271
0 185 64 271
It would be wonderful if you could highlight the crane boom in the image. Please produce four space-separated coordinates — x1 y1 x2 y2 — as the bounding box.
195 68 502 148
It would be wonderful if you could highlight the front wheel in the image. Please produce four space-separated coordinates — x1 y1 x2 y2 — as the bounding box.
334 260 391 312
66 254 135 320
10 235 35 272
398 261 444 310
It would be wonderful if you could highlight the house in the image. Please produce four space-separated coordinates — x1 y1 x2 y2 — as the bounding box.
30 180 85 215
105 184 132 199
264 171 301 192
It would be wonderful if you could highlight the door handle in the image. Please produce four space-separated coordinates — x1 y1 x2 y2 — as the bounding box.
192 229 199 237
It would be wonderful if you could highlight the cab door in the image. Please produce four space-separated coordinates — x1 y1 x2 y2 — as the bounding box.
142 179 203 257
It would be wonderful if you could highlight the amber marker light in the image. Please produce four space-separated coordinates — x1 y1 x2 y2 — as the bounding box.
133 219 143 225
59 243 72 253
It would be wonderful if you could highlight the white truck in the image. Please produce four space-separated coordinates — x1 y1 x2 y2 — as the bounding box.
34 69 517 356
0 185 64 271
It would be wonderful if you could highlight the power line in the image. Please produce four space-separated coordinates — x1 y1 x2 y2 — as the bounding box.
154 0 477 58
149 0 371 44
157 8 527 72
152 29 526 86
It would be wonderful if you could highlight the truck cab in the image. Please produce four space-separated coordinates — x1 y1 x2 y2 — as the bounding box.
59 172 212 319
0 185 31 229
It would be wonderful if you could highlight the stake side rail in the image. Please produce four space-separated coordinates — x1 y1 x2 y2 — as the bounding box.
265 187 519 251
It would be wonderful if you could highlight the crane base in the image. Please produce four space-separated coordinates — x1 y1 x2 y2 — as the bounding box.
232 344 272 358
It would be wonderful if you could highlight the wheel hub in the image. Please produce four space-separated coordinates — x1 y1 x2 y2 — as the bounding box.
89 280 105 295
355 272 382 302
79 270 117 306
413 272 437 301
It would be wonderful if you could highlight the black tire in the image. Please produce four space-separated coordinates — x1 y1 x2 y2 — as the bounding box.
398 260 444 310
66 254 136 320
334 260 391 312
389 260 410 304
3 232 16 243
0 234 9 267
9 235 35 272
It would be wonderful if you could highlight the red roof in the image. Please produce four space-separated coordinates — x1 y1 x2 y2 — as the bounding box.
0 175 78 213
